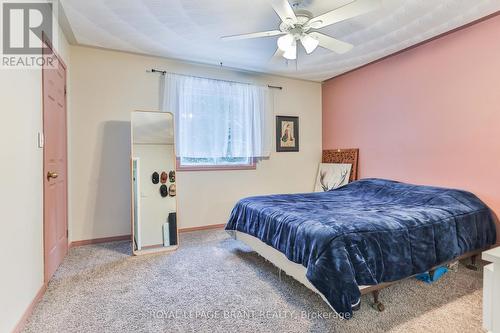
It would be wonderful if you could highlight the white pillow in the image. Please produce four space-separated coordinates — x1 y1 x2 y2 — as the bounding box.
314 163 352 192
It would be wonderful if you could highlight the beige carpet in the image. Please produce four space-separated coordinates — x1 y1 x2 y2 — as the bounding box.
23 229 485 333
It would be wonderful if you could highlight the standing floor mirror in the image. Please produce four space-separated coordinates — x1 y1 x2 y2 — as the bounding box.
131 111 178 255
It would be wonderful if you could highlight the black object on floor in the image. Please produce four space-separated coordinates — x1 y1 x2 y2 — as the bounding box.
168 213 177 245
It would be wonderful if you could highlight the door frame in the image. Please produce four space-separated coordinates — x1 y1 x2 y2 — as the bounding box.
132 158 142 251
42 35 68 283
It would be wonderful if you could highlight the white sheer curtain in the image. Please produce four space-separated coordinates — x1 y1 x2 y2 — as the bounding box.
161 73 272 159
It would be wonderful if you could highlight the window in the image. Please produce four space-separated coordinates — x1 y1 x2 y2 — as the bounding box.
176 157 255 171
162 73 272 170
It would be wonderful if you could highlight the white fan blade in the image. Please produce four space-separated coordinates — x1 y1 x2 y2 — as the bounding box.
268 0 297 23
271 48 285 62
309 32 353 54
221 30 284 41
308 0 380 29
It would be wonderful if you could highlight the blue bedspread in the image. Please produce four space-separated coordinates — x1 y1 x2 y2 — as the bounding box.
225 179 496 317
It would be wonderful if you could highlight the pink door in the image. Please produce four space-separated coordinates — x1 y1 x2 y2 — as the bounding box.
43 42 68 282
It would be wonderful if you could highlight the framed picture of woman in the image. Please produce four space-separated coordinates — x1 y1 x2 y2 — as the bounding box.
276 116 299 152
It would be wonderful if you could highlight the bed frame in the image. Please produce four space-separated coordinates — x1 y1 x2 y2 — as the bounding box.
233 149 486 313
232 230 484 313
360 249 483 311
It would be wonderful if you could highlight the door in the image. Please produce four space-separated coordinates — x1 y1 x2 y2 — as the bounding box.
43 42 68 282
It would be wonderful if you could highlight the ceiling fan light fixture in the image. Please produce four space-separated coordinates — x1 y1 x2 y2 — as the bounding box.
223 0 377 61
277 34 294 51
300 34 319 54
309 20 323 29
282 40 297 60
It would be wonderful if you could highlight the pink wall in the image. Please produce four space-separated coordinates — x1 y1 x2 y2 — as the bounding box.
322 14 500 238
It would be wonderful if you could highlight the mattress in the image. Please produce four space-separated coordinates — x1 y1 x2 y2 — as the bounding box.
225 178 496 317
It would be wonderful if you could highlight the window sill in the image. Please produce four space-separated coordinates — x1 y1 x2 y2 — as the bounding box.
176 159 256 172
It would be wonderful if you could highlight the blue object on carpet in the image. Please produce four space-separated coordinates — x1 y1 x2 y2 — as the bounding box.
415 266 448 284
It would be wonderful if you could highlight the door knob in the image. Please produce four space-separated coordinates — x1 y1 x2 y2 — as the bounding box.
47 171 59 180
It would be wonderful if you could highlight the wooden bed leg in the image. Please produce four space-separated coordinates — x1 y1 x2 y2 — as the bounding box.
371 290 385 312
466 255 479 271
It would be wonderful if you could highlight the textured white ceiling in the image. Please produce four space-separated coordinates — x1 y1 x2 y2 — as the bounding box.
61 0 500 82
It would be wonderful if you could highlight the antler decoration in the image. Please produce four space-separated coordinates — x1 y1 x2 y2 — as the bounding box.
335 169 349 188
321 168 349 192
320 171 329 192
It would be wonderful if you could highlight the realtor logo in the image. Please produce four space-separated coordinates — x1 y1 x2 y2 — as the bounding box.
1 0 58 68
2 2 52 54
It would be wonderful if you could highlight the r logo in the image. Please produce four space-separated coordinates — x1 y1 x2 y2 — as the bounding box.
2 2 53 54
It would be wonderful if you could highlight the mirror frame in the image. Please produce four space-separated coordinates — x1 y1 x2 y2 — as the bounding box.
130 110 179 256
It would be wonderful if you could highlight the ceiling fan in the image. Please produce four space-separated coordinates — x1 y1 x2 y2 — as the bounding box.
221 0 380 60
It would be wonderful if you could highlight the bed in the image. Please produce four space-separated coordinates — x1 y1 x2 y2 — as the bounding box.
225 150 496 318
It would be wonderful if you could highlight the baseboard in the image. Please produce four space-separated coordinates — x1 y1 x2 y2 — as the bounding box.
11 282 47 333
69 224 226 249
69 235 131 248
178 223 226 233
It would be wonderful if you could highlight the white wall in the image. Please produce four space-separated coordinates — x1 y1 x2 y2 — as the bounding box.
69 45 322 242
133 144 176 247
0 26 70 333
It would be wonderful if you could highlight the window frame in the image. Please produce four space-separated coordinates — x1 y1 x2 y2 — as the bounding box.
176 157 256 172
174 82 259 172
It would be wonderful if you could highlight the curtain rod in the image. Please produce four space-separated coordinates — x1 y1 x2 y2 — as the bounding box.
149 68 283 90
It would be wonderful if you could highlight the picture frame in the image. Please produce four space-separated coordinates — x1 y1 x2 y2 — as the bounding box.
276 116 299 152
